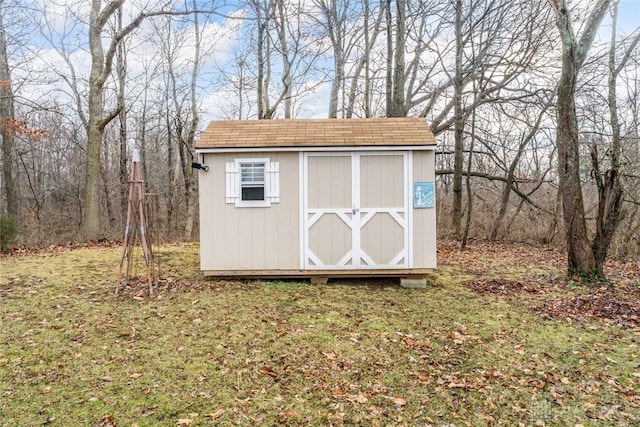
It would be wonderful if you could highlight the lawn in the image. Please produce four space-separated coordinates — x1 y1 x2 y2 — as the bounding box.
1 241 639 426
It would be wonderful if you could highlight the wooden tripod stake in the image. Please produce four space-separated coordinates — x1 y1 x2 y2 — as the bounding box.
117 149 156 294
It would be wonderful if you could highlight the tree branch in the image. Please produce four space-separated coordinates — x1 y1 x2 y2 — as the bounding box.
437 168 553 214
576 0 611 67
96 0 125 30
98 106 121 131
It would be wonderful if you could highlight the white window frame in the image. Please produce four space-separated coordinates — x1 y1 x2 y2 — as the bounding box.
225 158 279 207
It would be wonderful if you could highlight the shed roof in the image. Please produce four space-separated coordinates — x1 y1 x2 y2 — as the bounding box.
195 118 436 149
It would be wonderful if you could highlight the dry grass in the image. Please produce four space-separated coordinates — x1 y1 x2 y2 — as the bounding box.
1 241 639 426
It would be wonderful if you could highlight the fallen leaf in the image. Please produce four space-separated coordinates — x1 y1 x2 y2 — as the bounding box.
249 414 266 422
355 394 369 403
448 381 465 388
387 396 407 406
206 409 224 420
176 418 192 425
333 389 346 397
322 350 338 360
477 412 495 423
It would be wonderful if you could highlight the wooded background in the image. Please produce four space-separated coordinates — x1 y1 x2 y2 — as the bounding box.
1 0 639 277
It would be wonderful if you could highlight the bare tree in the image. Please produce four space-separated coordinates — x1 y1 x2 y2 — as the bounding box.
82 0 145 240
590 1 640 274
550 0 610 278
0 0 18 218
116 5 129 224
180 0 201 240
387 0 406 117
81 0 220 240
451 0 464 237
310 1 386 119
312 0 349 118
436 0 555 238
345 1 385 118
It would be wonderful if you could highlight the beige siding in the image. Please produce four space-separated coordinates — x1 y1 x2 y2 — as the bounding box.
360 154 404 208
307 155 351 209
412 151 437 268
198 152 299 271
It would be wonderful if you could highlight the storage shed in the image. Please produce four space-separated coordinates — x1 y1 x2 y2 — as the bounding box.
194 118 437 281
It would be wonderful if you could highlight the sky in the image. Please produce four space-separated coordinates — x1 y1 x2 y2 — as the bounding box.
617 0 640 35
6 0 640 129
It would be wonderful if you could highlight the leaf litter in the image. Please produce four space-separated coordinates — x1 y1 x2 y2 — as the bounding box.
1 239 639 425
450 240 640 331
533 286 640 331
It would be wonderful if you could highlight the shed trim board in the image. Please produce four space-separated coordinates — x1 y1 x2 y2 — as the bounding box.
195 145 436 155
407 150 414 268
301 151 410 270
200 269 434 278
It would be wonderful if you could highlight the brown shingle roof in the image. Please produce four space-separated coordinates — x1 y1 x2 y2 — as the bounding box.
195 118 436 149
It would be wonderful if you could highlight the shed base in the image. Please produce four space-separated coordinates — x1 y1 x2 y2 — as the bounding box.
201 268 435 281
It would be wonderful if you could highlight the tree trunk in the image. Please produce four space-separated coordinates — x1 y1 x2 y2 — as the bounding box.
182 0 200 241
323 0 343 119
0 0 18 218
552 0 610 278
256 2 270 119
451 0 464 239
384 0 392 117
363 0 371 118
101 160 116 229
117 5 128 226
460 79 476 249
82 83 106 241
345 1 383 118
81 0 126 241
165 88 175 237
275 0 292 119
180 143 196 240
591 1 629 274
390 0 405 117
556 56 595 275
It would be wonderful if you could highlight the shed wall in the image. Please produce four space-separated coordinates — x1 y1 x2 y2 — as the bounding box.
197 148 437 274
411 150 437 268
198 152 300 271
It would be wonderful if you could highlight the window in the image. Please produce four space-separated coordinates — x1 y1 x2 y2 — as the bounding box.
226 158 279 207
240 162 265 201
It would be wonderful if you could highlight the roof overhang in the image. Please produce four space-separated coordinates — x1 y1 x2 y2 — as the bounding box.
195 145 437 154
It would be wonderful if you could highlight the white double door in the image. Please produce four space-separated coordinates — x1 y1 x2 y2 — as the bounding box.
303 152 410 269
